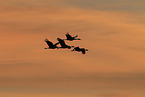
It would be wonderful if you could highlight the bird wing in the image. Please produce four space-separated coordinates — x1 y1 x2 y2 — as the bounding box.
66 34 73 39
45 39 54 47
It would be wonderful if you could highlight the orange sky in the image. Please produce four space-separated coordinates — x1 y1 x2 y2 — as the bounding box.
0 0 145 97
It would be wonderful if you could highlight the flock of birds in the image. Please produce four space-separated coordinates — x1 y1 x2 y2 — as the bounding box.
44 33 88 54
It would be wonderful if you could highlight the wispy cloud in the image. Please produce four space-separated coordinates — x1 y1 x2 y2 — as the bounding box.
0 0 145 96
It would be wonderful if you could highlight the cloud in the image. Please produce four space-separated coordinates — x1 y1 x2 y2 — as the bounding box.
1 0 145 13
0 1 145 96
1 6 145 72
58 0 145 13
0 71 145 96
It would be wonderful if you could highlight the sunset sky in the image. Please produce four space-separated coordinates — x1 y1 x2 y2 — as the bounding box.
0 0 145 97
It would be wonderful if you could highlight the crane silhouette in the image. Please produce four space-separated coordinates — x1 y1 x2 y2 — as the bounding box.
44 39 59 49
44 33 88 54
71 47 88 54
57 38 74 49
64 33 81 41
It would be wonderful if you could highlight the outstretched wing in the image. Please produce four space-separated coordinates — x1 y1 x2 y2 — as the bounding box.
65 33 73 39
44 39 54 47
57 38 67 47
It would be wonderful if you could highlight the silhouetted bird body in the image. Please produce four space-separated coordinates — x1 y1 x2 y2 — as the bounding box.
72 47 88 54
65 33 81 41
57 38 72 49
44 39 59 49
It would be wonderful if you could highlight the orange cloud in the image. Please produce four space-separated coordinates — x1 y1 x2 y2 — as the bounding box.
0 1 145 96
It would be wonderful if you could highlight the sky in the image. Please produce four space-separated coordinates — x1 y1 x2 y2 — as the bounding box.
0 0 145 97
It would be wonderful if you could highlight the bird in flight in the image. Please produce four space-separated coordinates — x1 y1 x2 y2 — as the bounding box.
44 39 59 49
64 33 81 41
57 38 74 49
71 47 88 54
44 33 88 54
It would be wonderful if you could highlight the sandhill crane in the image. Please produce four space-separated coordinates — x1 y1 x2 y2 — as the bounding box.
44 39 59 49
57 38 74 49
71 47 88 54
64 33 81 41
